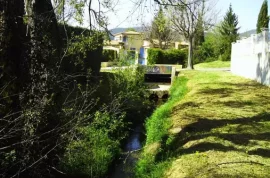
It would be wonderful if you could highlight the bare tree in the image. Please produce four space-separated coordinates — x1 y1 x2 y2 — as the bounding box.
167 0 216 69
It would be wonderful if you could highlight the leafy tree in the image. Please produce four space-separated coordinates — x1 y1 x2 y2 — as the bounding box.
0 0 28 175
195 13 205 47
219 4 240 61
149 7 173 49
257 0 269 33
194 27 223 64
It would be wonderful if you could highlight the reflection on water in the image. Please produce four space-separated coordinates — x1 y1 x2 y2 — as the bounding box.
109 126 143 178
124 126 142 152
109 98 167 178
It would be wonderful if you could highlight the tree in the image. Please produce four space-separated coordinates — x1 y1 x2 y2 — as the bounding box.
257 0 269 33
169 0 214 69
149 7 173 49
219 4 240 61
0 0 146 177
0 0 28 175
195 12 205 47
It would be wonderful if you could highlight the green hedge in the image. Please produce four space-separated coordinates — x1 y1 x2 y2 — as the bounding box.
147 48 188 66
102 49 117 62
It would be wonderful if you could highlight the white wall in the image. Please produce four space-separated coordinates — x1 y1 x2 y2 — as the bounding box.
231 29 270 86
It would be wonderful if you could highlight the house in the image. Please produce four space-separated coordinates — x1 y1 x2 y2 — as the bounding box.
103 30 189 65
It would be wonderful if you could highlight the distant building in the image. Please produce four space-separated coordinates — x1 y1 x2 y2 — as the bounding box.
103 30 188 65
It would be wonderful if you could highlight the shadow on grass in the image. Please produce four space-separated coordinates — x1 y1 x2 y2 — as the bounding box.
156 113 270 162
199 81 262 88
249 148 270 158
199 87 235 96
173 101 200 110
219 100 254 108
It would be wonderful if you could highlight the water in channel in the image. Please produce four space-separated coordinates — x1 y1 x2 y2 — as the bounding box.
109 125 143 178
109 97 167 178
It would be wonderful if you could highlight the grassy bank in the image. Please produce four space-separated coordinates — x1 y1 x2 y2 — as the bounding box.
137 71 270 177
194 61 230 69
136 76 189 177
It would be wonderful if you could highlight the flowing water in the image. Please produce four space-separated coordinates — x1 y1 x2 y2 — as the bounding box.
109 98 167 178
109 125 143 178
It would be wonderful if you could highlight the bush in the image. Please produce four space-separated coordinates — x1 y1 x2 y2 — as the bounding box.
60 66 154 177
98 67 154 124
164 49 188 64
194 44 216 64
147 48 187 65
147 48 164 65
193 27 234 64
102 49 117 62
61 125 120 177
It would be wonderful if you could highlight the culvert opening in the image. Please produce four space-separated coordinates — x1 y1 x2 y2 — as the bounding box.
149 94 159 102
162 94 169 101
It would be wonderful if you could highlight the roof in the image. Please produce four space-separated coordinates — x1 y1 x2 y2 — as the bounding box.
113 31 142 36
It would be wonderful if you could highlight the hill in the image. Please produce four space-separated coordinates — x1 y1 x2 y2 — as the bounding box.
109 27 144 39
240 29 256 38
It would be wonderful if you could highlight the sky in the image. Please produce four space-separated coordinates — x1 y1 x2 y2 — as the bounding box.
76 0 268 33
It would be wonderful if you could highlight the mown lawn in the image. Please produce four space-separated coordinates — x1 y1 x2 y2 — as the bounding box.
137 71 270 178
194 61 231 69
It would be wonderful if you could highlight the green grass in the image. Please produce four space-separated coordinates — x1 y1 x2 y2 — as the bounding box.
136 77 189 177
194 61 231 69
137 71 270 178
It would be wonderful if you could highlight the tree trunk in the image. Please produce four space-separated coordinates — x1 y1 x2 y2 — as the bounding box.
0 0 29 176
187 37 194 69
23 0 62 175
0 0 27 113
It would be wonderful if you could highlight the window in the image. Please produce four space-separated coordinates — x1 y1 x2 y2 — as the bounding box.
123 36 127 42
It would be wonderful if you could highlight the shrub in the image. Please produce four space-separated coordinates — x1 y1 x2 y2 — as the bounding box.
147 48 187 66
193 27 234 64
147 48 164 65
61 125 120 177
99 67 154 124
194 43 216 64
102 49 117 62
60 66 153 177
164 49 188 64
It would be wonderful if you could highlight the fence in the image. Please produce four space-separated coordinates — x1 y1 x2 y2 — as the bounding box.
231 29 270 86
